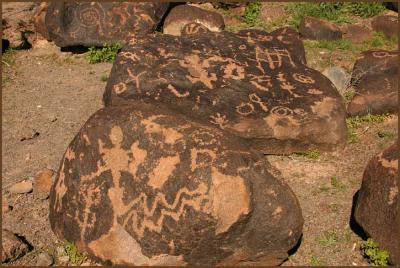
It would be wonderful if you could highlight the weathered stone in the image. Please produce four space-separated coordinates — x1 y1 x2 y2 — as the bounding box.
2 2 38 49
341 24 373 44
299 16 342 41
354 142 399 265
33 2 50 41
49 102 303 266
103 28 346 154
260 3 286 24
347 50 398 116
163 5 224 36
322 67 350 95
45 2 169 47
371 15 398 39
212 2 246 9
1 229 30 263
181 23 211 36
9 180 33 194
33 168 55 199
36 252 54 266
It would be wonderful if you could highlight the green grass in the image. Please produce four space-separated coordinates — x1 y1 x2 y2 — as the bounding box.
285 2 386 30
2 48 16 67
243 2 262 26
377 130 396 140
85 43 122 64
346 113 388 144
316 230 339 246
344 2 386 18
330 176 346 191
343 90 354 103
62 241 87 265
310 256 327 266
100 74 109 82
295 149 320 159
361 238 389 266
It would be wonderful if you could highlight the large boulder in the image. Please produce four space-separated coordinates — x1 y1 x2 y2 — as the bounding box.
354 142 399 265
49 102 304 266
347 50 398 116
103 28 347 154
299 16 342 41
44 2 169 47
163 5 225 36
371 14 398 40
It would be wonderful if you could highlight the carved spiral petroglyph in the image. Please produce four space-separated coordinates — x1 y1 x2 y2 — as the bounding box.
78 4 103 27
293 73 315 84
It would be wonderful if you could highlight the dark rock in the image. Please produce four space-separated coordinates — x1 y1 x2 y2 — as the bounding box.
163 5 224 36
384 2 398 12
1 229 30 263
49 102 303 266
45 2 169 47
371 15 398 39
341 24 373 44
299 16 342 41
347 50 398 116
354 142 399 265
103 28 346 154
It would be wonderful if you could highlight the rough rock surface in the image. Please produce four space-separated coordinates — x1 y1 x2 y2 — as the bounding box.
44 2 169 47
347 50 398 116
49 102 303 266
371 14 398 40
299 16 342 41
104 28 346 154
354 142 399 265
341 24 373 44
2 2 38 49
33 2 50 41
163 5 224 36
1 230 30 263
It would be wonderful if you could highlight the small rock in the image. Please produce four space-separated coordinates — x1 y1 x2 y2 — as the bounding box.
58 255 69 263
33 169 54 199
163 5 225 36
9 180 33 194
322 67 350 94
299 16 342 40
260 3 285 24
55 246 64 256
371 14 398 39
2 197 12 213
36 252 54 266
341 24 373 44
1 229 30 263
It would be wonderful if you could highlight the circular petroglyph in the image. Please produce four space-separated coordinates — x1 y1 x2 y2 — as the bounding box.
114 82 127 94
292 73 315 84
372 51 394 58
236 102 255 116
78 4 103 27
270 106 293 117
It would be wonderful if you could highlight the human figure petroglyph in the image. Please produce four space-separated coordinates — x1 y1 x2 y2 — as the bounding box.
210 113 229 128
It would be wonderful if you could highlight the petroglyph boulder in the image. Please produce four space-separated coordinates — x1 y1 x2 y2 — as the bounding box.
163 5 225 36
347 50 398 116
299 16 342 41
354 142 399 265
181 23 211 36
49 102 303 266
104 28 346 154
45 2 169 47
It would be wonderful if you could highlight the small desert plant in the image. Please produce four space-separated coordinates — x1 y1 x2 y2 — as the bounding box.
310 255 326 265
330 176 346 191
243 1 262 26
361 238 389 266
344 2 386 18
63 241 87 265
100 74 109 82
346 113 388 144
86 43 122 64
316 230 339 246
296 149 320 159
2 48 16 66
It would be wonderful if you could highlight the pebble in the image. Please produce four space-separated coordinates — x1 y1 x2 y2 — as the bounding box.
58 255 70 263
36 252 54 266
9 180 33 194
33 169 55 199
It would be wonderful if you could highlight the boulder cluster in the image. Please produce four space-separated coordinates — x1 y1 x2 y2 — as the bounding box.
2 1 397 266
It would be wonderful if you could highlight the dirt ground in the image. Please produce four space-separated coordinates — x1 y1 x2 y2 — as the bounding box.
1 2 398 266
